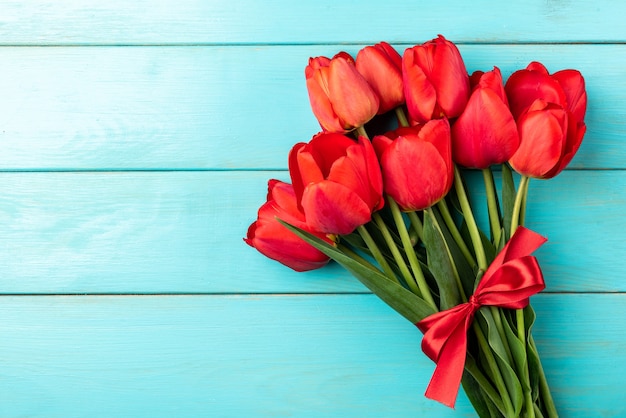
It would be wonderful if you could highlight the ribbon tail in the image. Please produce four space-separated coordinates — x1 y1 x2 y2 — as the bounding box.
423 315 472 408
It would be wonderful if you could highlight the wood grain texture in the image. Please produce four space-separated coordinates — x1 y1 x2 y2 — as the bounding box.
0 0 624 45
0 0 623 416
0 44 622 170
0 170 622 294
0 294 623 418
0 45 626 170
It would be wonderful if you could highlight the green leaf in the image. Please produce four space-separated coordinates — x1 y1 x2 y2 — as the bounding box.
501 311 531 394
524 305 541 401
477 310 524 417
431 206 476 299
463 355 506 417
462 370 501 418
422 210 461 310
279 220 436 323
501 164 516 241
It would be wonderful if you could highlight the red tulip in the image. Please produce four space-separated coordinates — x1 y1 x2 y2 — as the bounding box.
305 52 379 133
245 179 331 272
506 62 587 178
372 119 453 211
451 67 519 168
508 99 586 179
356 42 404 114
505 61 587 123
289 132 384 235
402 35 470 123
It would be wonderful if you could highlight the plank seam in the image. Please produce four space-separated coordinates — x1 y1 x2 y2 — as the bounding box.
0 41 625 47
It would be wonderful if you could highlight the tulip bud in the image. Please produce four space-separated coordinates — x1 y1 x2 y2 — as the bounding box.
402 35 470 123
372 119 453 211
355 42 404 114
244 180 332 272
451 67 519 169
305 52 380 133
289 132 384 235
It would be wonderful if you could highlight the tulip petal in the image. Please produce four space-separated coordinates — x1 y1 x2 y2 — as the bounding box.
403 47 437 122
509 105 567 178
356 43 404 113
552 69 587 122
326 137 383 212
505 69 566 120
544 115 586 178
451 88 519 168
431 35 470 118
307 132 354 175
301 181 372 235
382 136 450 211
327 56 379 129
246 218 330 272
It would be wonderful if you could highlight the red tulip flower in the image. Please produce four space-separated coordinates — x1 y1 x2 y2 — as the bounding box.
402 35 470 123
508 99 586 179
451 67 519 168
372 119 453 211
505 62 587 178
356 42 404 114
305 52 380 133
245 179 331 272
289 132 384 235
505 61 587 122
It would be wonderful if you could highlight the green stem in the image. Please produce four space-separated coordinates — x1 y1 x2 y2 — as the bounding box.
454 166 488 271
530 335 558 418
355 125 369 139
372 212 422 296
387 198 437 309
510 175 536 416
356 225 397 283
436 199 477 270
482 167 502 246
510 175 530 235
520 183 528 227
407 211 424 242
534 403 545 418
395 107 410 127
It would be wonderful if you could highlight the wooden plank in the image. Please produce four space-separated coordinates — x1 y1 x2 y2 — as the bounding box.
0 44 623 170
0 1 624 45
0 294 622 417
0 171 623 294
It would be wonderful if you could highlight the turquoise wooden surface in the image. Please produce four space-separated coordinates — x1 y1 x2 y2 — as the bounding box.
0 2 624 417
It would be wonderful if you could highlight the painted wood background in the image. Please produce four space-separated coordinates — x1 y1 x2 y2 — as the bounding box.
0 1 624 416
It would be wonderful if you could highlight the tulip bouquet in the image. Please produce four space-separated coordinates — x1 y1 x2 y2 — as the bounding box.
245 35 586 417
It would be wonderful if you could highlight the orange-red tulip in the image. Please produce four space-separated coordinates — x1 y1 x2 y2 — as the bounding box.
289 132 384 235
356 42 404 114
245 179 331 272
451 67 519 168
372 119 453 211
305 52 379 133
403 35 470 123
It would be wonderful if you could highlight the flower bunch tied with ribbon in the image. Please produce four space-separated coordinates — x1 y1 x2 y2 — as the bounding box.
245 35 586 417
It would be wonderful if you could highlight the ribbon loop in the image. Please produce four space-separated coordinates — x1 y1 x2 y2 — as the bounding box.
416 226 547 408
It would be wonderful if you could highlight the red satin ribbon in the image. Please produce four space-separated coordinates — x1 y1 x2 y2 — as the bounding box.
416 226 547 408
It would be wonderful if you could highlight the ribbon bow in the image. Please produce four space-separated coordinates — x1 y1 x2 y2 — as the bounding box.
416 226 547 408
